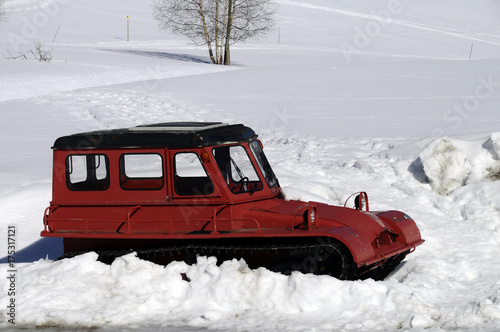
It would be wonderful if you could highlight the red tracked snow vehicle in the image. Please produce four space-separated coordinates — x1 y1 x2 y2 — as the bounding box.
42 122 423 280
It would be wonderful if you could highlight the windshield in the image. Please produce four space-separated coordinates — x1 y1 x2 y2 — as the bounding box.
249 140 278 188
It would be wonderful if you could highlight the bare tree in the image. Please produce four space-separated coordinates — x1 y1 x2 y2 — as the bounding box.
152 0 275 65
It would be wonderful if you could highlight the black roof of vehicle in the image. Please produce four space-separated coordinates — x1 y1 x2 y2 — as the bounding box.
52 122 258 150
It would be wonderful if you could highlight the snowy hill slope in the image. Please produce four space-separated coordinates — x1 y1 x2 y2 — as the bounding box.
1 0 500 331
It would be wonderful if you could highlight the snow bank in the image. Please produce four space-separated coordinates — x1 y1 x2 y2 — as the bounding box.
419 134 500 195
0 252 440 331
3 249 500 331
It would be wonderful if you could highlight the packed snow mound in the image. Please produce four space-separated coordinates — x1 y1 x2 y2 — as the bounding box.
419 134 500 195
10 249 500 332
0 252 436 331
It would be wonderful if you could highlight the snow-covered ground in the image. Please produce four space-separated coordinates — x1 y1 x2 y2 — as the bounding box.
1 0 500 331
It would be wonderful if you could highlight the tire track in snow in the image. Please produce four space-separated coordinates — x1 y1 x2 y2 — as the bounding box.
279 0 500 46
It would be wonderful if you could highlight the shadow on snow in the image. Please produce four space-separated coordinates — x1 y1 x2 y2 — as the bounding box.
0 237 63 263
102 49 213 64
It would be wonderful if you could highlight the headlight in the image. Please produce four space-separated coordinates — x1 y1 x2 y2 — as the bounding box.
308 206 318 230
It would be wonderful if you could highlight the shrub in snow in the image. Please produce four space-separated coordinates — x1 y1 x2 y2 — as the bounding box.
419 134 500 195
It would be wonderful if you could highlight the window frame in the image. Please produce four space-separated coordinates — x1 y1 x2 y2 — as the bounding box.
212 144 264 195
249 140 279 189
173 151 215 196
66 154 110 191
119 153 164 191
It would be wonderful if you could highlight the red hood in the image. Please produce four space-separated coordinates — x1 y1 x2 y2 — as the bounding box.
244 199 390 241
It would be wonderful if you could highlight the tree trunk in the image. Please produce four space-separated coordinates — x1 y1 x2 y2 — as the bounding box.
198 0 217 64
223 0 234 65
219 0 228 64
215 0 220 64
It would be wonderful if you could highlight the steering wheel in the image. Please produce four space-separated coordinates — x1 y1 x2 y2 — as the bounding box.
231 177 249 193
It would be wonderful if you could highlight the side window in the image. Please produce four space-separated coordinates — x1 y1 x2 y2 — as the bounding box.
227 146 260 181
120 153 164 190
66 154 109 191
213 145 263 194
174 152 214 196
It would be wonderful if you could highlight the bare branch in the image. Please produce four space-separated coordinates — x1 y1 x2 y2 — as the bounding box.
4 41 52 62
3 50 27 60
33 41 53 62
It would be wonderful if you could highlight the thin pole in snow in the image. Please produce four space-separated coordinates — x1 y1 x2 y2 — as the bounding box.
469 43 473 60
278 27 280 45
52 24 60 43
126 15 130 42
